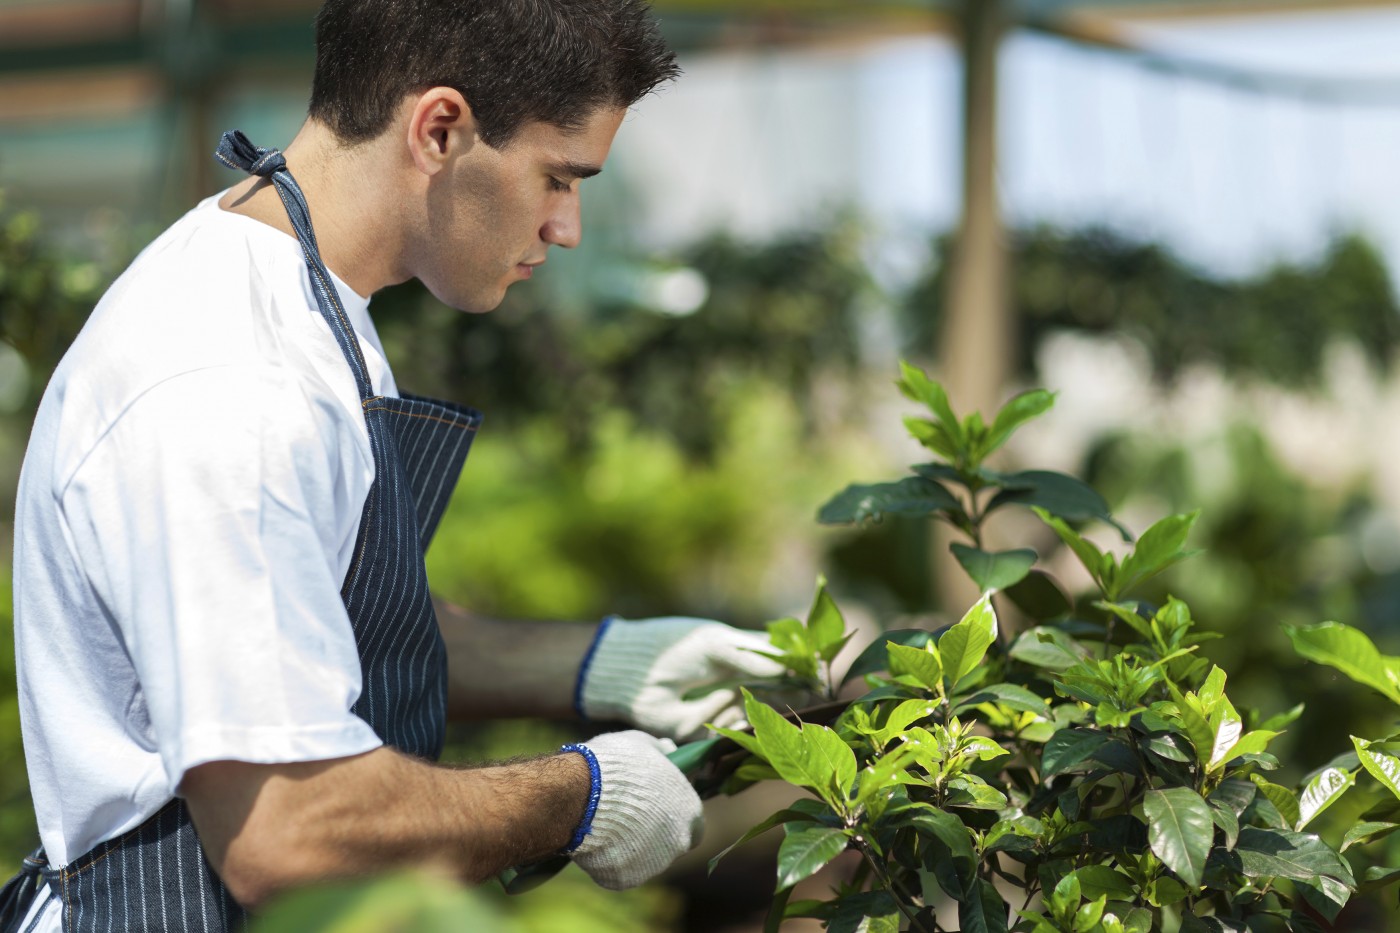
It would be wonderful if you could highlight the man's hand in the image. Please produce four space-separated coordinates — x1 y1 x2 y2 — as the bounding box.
565 730 704 890
578 616 784 742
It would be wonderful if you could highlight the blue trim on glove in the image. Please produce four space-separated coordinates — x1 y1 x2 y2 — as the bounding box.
573 615 618 720
560 743 603 852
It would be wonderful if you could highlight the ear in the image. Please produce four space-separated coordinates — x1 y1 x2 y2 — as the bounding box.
405 87 477 176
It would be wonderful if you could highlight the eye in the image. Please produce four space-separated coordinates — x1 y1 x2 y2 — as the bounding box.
548 176 573 193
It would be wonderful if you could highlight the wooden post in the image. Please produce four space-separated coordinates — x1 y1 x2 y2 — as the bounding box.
942 0 1010 418
936 0 1011 615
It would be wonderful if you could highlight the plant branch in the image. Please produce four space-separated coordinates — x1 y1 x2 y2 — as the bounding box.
854 838 926 930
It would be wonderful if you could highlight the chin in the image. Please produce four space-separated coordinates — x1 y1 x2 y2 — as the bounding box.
424 280 505 315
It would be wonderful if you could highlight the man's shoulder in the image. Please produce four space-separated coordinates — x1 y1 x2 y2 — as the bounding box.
62 198 344 399
30 200 371 487
98 195 308 335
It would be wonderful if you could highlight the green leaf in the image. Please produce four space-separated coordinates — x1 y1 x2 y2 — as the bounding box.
775 824 849 890
805 579 851 662
1142 733 1192 763
1284 622 1400 706
1167 694 1215 769
1341 820 1399 851
744 690 853 807
1033 508 1109 588
951 544 1038 593
667 737 724 776
765 617 819 683
870 698 941 746
1361 865 1400 892
745 691 808 776
987 470 1125 537
1197 665 1227 712
887 642 943 690
1096 601 1156 643
1072 865 1136 902
842 630 935 686
1297 767 1356 830
854 743 922 807
1051 873 1082 920
1232 827 1355 888
1257 702 1306 733
1248 776 1301 830
1144 787 1214 888
1298 875 1350 923
984 390 1055 458
945 778 1008 810
826 892 900 933
907 807 978 898
1005 570 1073 621
802 721 858 799
1219 729 1277 768
712 725 762 757
958 878 1009 933
817 477 963 526
1121 908 1153 933
1042 729 1112 777
1146 877 1188 907
1118 511 1201 595
898 361 961 437
939 594 998 690
1207 802 1239 850
1354 735 1400 801
952 682 1048 716
708 807 827 874
1073 896 1106 933
905 418 960 461
1009 626 1085 672
766 616 812 656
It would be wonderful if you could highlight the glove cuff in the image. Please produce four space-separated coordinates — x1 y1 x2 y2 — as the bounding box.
559 744 603 852
573 615 618 720
567 731 698 890
579 616 673 722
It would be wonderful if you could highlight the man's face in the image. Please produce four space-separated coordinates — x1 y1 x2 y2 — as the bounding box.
416 106 627 312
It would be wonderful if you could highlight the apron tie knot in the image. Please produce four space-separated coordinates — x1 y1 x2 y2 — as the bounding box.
214 130 287 177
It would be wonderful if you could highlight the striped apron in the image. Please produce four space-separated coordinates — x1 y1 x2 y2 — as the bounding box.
0 130 481 932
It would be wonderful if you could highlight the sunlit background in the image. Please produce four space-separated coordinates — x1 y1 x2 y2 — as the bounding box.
6 0 1400 929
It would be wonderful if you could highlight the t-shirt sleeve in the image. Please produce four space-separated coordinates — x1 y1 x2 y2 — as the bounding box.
58 364 384 788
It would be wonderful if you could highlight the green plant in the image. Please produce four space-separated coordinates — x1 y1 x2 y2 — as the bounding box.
707 364 1377 932
1282 621 1400 897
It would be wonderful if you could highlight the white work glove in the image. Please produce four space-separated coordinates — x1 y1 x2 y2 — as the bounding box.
563 730 705 890
577 616 784 742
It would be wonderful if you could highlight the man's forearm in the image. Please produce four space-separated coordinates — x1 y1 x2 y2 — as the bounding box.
434 595 598 721
184 746 589 908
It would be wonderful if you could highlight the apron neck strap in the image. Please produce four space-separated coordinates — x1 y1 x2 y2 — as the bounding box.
214 130 375 401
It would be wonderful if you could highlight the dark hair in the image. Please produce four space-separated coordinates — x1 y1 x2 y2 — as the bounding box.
308 0 679 148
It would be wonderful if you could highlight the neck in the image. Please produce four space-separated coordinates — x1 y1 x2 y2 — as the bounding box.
218 121 409 298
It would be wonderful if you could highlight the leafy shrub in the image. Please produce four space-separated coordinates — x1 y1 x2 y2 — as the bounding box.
705 364 1394 932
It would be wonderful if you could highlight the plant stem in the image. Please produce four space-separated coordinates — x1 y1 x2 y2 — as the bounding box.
854 838 927 930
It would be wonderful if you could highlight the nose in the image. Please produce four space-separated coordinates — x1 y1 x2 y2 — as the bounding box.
541 197 582 250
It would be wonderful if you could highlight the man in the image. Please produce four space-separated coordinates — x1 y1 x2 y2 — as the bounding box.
0 1 780 930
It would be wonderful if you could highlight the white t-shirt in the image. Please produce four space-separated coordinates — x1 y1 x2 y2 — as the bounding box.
13 194 396 928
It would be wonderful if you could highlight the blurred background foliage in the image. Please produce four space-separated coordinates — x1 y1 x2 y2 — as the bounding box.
5 185 1400 928
906 227 1400 386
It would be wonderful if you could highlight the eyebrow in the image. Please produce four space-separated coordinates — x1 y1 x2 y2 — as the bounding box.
550 160 603 181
